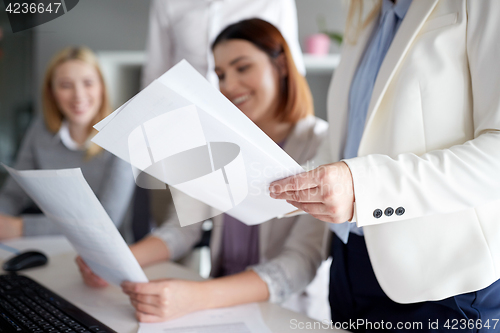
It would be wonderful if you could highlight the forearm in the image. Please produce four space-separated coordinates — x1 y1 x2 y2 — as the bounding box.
130 235 170 267
122 271 269 322
252 217 327 303
0 214 23 239
23 215 61 236
200 270 269 310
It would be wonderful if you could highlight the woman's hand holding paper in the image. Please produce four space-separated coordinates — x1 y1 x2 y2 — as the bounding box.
75 256 109 288
269 161 355 224
121 279 204 323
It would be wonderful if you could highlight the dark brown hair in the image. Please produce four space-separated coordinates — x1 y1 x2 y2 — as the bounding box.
212 19 313 123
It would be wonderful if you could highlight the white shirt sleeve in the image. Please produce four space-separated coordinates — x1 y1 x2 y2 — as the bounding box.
141 0 174 88
275 0 305 76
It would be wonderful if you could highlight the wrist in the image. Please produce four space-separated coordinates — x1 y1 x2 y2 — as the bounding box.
14 217 23 237
195 280 214 310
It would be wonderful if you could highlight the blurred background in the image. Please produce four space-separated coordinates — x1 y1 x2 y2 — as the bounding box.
0 0 347 184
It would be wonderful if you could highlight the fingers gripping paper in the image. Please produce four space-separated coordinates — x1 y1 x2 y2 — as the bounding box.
92 60 304 226
3 165 148 286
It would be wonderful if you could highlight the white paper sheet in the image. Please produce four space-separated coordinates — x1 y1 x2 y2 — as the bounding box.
92 60 305 226
138 303 272 333
3 164 148 285
93 93 138 131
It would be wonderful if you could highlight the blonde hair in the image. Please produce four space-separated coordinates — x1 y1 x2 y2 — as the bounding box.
345 0 382 44
42 46 111 158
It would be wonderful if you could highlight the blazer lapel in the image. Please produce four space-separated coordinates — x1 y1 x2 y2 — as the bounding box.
361 0 438 146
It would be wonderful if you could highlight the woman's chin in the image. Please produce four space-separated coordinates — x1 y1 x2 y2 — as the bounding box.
66 114 94 127
238 106 256 120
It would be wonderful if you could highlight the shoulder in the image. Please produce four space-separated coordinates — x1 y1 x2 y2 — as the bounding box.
284 116 329 164
28 117 51 134
310 116 329 138
292 115 329 142
22 117 56 144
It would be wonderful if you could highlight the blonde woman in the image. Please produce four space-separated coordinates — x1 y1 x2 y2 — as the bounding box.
0 46 135 239
270 0 500 330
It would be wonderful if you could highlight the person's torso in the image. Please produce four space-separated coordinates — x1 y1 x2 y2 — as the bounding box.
209 115 328 273
28 120 118 198
326 0 498 303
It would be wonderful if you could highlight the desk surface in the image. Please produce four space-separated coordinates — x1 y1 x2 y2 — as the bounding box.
0 236 346 333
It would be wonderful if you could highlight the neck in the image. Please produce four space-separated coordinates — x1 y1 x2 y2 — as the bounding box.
67 122 89 145
256 118 293 144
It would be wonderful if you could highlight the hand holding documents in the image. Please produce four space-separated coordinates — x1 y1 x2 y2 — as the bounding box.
2 165 148 286
92 60 305 226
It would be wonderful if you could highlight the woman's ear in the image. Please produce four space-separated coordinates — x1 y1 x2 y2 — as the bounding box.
275 53 288 78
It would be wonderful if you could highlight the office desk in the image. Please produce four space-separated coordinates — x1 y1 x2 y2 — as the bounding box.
0 236 346 333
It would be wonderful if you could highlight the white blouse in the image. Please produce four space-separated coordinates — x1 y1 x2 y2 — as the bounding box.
141 0 305 88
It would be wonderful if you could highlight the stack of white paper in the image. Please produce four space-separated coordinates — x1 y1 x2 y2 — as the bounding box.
92 60 304 226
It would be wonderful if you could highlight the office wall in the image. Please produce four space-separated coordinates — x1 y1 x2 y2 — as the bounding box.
0 8 33 173
33 0 348 72
296 0 348 120
32 0 348 115
296 0 347 53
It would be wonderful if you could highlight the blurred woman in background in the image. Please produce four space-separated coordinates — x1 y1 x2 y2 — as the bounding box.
77 19 329 322
0 46 135 239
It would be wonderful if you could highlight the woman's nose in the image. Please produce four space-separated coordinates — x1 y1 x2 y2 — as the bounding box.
73 82 86 100
221 72 239 95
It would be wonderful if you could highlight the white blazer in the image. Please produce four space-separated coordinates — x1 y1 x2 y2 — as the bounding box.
322 0 500 304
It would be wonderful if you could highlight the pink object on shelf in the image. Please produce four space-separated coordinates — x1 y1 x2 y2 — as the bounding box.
305 33 331 55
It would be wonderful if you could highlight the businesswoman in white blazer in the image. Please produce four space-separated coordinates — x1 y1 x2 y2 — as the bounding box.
270 0 500 330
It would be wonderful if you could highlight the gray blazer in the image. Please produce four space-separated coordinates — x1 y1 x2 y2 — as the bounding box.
153 115 329 303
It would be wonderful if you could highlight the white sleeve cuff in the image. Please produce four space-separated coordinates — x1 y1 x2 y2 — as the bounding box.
250 262 293 304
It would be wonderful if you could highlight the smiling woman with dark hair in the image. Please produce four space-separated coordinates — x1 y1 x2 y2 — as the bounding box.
212 18 312 126
76 19 329 322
